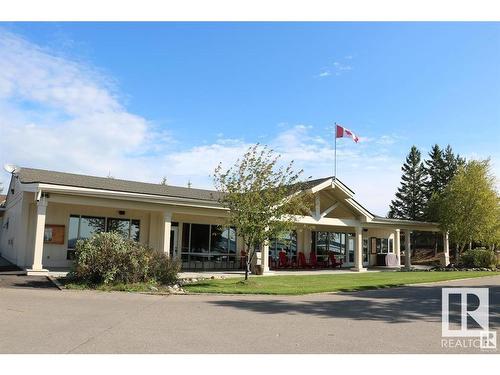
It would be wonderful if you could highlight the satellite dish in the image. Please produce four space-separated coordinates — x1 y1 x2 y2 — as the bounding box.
3 164 20 173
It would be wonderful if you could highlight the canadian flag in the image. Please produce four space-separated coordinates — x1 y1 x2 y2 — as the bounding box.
336 124 359 143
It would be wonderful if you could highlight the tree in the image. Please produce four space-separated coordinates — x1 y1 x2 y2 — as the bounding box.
432 159 499 258
442 145 465 185
213 144 312 280
424 144 465 220
160 176 168 185
388 146 427 221
424 144 445 201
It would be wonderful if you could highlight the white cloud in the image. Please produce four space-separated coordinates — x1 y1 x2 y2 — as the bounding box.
0 30 172 185
0 31 401 215
317 70 331 78
316 56 353 78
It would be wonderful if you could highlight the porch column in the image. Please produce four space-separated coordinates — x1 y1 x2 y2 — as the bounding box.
394 229 401 267
159 211 172 257
262 240 270 273
351 226 367 272
442 231 450 266
404 229 411 270
27 197 49 275
303 228 312 257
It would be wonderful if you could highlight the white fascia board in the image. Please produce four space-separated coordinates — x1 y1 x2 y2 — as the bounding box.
344 198 374 220
332 179 354 197
19 182 39 193
364 219 440 232
35 183 227 211
310 178 333 194
290 214 360 227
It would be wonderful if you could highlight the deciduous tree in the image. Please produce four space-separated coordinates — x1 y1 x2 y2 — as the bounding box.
213 144 312 280
432 159 499 257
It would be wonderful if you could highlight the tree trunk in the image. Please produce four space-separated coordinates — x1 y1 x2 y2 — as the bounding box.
245 260 250 280
468 242 472 251
434 233 438 257
457 243 466 263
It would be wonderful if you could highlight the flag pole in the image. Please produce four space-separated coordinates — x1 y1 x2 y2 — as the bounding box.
334 122 337 180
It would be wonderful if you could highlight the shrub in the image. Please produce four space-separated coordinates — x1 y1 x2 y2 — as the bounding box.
69 232 180 285
460 248 497 269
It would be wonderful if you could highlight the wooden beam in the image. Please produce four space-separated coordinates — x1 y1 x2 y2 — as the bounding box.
320 201 340 219
314 194 321 220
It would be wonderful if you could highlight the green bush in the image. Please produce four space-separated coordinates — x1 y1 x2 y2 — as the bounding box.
69 232 180 285
460 248 497 269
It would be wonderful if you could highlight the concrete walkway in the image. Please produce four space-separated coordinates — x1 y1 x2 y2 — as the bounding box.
179 268 386 279
0 274 498 354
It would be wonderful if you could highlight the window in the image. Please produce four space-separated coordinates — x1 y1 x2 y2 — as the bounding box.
181 223 237 262
67 215 105 259
67 215 140 259
311 231 346 262
68 215 105 249
376 238 391 254
362 238 369 262
190 224 210 254
269 231 297 260
347 233 355 263
107 218 140 241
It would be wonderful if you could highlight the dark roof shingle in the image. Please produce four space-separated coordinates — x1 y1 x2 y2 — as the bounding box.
15 167 339 204
17 168 221 202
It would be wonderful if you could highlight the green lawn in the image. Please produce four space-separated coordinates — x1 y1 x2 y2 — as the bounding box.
183 271 498 295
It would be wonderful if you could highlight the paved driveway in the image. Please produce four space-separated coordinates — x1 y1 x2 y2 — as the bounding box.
0 275 498 353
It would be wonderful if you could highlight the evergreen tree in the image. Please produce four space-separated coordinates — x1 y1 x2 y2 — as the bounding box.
424 144 446 200
425 144 465 221
442 145 465 185
388 146 427 220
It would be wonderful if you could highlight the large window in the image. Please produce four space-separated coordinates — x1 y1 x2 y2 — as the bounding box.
68 215 106 249
107 218 140 241
67 215 140 259
269 231 297 260
374 238 393 254
181 223 237 262
311 231 346 261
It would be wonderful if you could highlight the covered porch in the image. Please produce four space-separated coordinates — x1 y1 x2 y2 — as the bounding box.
260 222 450 273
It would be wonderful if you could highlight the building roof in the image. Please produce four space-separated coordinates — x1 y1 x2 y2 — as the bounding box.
15 167 334 203
16 167 222 202
10 167 438 228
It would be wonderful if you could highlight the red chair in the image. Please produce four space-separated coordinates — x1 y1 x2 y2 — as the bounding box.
329 253 343 269
239 251 247 269
278 251 290 268
310 252 328 268
298 252 311 268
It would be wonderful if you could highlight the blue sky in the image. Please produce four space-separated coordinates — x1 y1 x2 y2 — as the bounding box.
1 22 499 214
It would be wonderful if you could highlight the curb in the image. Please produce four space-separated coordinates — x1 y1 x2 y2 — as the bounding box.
47 276 64 290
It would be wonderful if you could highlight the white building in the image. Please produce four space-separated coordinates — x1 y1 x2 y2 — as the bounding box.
0 167 450 275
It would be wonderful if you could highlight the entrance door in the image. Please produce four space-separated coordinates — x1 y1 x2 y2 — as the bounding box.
170 227 178 258
346 234 355 266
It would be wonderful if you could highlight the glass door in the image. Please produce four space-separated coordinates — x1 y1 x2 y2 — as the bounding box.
345 234 355 266
170 226 178 258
